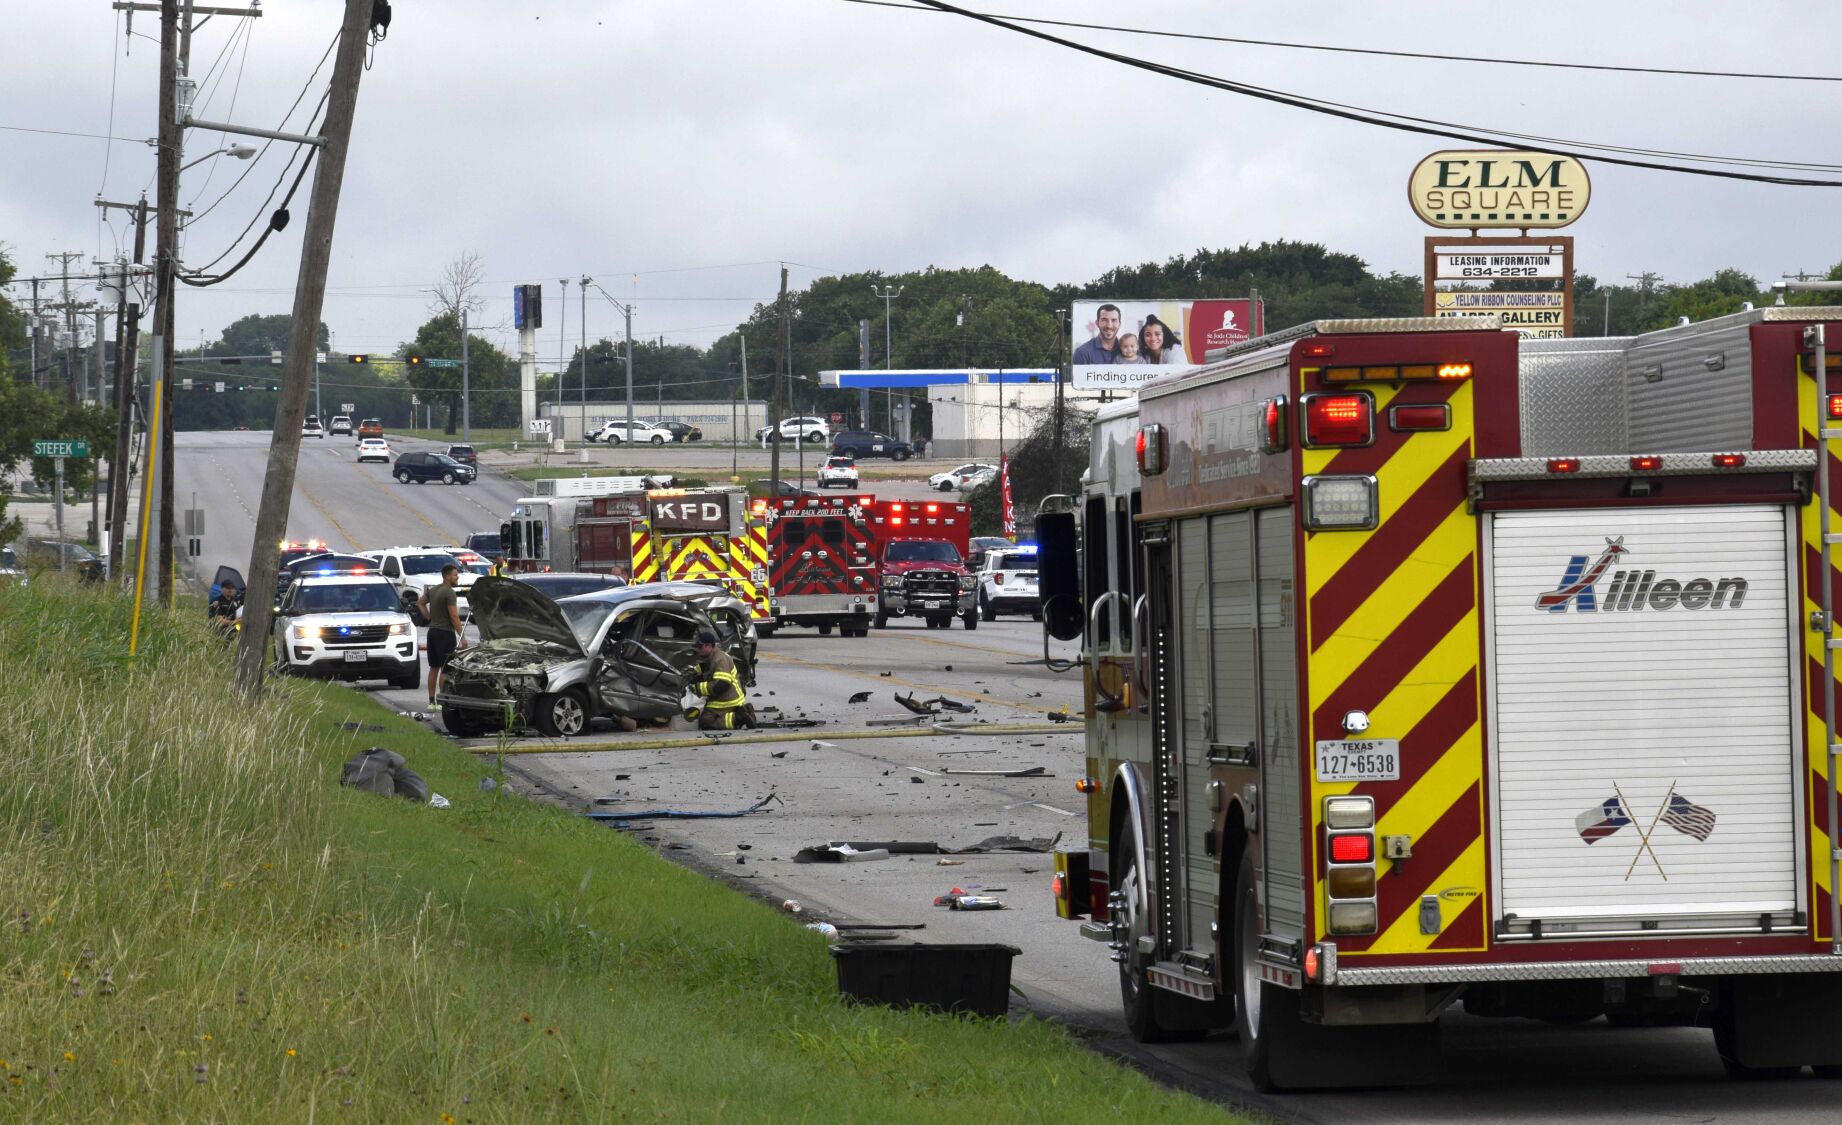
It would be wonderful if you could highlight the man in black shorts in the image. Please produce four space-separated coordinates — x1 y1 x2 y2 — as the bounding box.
419 564 467 705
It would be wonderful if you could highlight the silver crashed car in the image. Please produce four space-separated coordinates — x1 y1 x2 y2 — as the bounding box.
437 577 757 739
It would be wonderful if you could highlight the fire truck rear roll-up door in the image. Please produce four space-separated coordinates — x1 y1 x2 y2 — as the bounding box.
1486 504 1800 936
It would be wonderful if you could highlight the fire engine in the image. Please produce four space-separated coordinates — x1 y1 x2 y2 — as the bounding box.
1036 309 1842 1088
501 484 770 620
757 494 879 636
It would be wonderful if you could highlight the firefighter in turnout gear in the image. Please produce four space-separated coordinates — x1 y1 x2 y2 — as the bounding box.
685 630 755 730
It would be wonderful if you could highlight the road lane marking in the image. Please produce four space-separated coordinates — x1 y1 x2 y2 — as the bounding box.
768 650 1050 713
1005 801 1077 817
468 720 1077 755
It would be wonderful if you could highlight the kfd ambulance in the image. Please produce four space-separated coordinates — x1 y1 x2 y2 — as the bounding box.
1037 309 1842 1088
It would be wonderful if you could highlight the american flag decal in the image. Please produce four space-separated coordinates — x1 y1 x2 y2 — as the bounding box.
1661 793 1716 842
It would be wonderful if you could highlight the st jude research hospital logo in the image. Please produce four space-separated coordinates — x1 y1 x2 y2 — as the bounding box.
1535 536 1750 613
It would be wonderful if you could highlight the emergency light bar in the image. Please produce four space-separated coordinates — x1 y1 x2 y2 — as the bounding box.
1470 449 1813 482
1320 362 1472 384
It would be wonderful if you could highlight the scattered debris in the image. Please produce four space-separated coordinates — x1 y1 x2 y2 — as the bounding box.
879 671 892 677
1046 710 1074 723
794 843 892 864
759 718 823 729
782 900 802 914
936 748 997 756
614 773 631 781
428 793 451 809
939 766 1052 779
867 714 933 727
810 740 840 752
847 691 873 704
586 791 782 825
479 776 497 791
339 721 386 733
736 843 753 851
944 665 953 672
936 858 965 866
770 750 789 759
833 922 926 931
895 692 975 716
932 887 1005 910
338 748 429 803
793 834 1062 859
805 922 840 939
910 776 925 784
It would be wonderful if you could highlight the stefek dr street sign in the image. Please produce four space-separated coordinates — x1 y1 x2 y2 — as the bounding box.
34 439 90 459
1408 150 1590 229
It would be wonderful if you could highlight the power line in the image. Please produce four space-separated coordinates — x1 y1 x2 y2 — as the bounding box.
846 0 1842 83
0 123 148 144
185 29 338 227
900 0 1842 186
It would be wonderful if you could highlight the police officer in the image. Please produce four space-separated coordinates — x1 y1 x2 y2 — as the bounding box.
685 629 755 730
208 579 242 636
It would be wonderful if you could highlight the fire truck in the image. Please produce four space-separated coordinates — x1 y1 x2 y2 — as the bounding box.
502 484 770 620
867 498 976 629
1036 309 1842 1088
757 495 974 634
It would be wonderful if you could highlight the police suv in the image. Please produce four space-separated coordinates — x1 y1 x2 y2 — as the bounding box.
271 574 420 688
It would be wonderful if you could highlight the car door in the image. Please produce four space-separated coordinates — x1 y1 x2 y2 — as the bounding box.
594 606 697 714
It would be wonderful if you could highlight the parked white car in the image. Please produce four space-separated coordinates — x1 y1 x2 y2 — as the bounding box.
816 455 860 489
928 463 998 492
588 418 671 445
356 438 392 463
755 416 830 446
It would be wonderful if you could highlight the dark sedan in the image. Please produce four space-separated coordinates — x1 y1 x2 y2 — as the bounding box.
394 451 476 485
655 420 702 442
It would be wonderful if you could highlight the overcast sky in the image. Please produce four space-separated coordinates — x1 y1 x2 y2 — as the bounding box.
3 1 1836 367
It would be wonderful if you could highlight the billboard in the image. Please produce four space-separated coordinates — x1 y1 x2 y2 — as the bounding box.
1071 298 1262 391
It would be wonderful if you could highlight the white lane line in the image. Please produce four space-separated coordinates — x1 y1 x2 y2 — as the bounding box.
1005 800 1077 817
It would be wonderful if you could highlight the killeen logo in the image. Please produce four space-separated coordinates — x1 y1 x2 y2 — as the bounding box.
1536 536 1749 613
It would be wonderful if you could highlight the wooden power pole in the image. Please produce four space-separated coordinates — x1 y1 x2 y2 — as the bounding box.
769 265 787 498
234 0 377 692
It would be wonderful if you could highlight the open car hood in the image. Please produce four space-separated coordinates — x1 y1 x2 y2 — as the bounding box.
467 576 586 656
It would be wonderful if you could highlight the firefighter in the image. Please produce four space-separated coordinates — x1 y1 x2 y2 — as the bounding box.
684 629 755 730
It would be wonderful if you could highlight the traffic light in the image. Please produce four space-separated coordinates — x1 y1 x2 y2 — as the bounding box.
407 355 423 366
348 354 368 364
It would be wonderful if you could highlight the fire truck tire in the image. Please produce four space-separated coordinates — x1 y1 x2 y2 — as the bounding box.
1111 840 1204 1044
1815 1066 1842 1079
817 623 833 635
961 610 978 630
757 624 776 638
534 687 591 738
873 611 888 629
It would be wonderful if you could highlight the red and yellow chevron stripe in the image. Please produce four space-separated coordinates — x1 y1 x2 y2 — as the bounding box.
1301 376 1489 956
1798 368 1837 942
630 528 657 583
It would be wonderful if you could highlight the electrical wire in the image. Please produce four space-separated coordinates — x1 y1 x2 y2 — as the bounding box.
185 29 338 227
178 144 316 286
1 123 149 144
845 0 1842 83
187 18 257 208
901 0 1842 187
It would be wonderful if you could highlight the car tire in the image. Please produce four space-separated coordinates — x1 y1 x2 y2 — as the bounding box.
609 434 623 445
442 705 488 739
962 609 978 630
980 594 996 622
1031 607 1043 622
838 446 858 459
938 480 955 492
651 435 666 445
534 687 591 738
391 666 421 691
807 431 825 443
395 470 409 483
873 611 888 629
892 449 909 462
442 471 456 484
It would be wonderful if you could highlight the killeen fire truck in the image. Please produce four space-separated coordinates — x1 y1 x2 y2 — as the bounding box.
502 482 770 619
1036 309 1842 1088
758 496 974 634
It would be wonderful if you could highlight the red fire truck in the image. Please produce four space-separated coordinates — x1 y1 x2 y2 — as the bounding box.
758 494 879 636
867 498 975 629
1037 310 1842 1088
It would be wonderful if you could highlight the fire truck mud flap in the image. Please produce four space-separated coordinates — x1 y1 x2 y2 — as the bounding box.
1715 973 1842 1077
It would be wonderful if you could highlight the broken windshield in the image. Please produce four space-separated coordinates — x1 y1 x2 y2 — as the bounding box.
558 599 618 651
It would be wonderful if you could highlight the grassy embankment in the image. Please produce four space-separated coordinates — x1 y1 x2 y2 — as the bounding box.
0 579 1235 1121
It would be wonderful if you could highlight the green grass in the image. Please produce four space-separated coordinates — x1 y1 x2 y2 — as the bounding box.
0 578 1236 1122
397 427 524 450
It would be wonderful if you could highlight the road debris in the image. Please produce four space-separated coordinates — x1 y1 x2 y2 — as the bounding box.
794 843 892 863
936 858 965 866
796 833 1061 859
770 750 789 759
932 887 1005 910
938 766 1052 779
586 790 782 825
338 721 386 733
848 691 873 704
1046 709 1074 723
879 671 892 677
895 692 975 715
782 899 802 914
339 748 430 803
805 922 840 939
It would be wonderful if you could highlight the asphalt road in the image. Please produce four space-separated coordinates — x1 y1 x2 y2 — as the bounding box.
171 428 1836 1123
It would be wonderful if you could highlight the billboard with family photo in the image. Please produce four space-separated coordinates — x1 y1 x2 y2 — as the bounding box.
1070 298 1263 390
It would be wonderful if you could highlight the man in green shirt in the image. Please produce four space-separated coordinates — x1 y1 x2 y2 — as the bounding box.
419 564 467 705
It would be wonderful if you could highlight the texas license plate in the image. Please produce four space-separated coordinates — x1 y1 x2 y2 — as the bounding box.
343 650 366 663
921 600 945 609
1314 739 1400 782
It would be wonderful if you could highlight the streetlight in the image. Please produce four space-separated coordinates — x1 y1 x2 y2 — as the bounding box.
871 283 903 437
179 143 256 172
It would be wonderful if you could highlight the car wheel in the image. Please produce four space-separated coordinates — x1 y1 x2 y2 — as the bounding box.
442 705 488 738
938 480 955 492
892 449 909 462
807 431 825 444
534 687 590 738
839 447 858 459
442 471 456 484
873 611 888 629
651 435 666 445
962 609 978 631
980 594 996 622
391 666 422 691
394 471 409 483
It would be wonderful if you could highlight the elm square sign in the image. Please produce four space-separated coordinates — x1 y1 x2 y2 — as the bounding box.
34 439 90 459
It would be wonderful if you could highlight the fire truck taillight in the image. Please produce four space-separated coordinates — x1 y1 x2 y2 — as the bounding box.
1547 458 1581 474
1261 396 1289 454
1300 475 1378 531
1301 394 1373 447
1301 340 1335 358
1829 395 1842 419
1323 796 1374 829
1324 796 1378 934
1712 453 1747 468
1388 403 1450 432
1136 424 1168 475
1629 455 1662 471
1329 834 1374 864
1438 363 1473 380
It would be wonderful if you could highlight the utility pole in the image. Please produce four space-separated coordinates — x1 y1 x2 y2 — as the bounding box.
460 306 471 442
47 251 86 403
579 274 590 453
104 197 149 585
1053 307 1067 491
872 284 902 437
1626 271 1663 311
624 286 635 445
556 276 568 449
234 0 376 690
770 265 788 497
28 279 41 389
857 319 870 427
